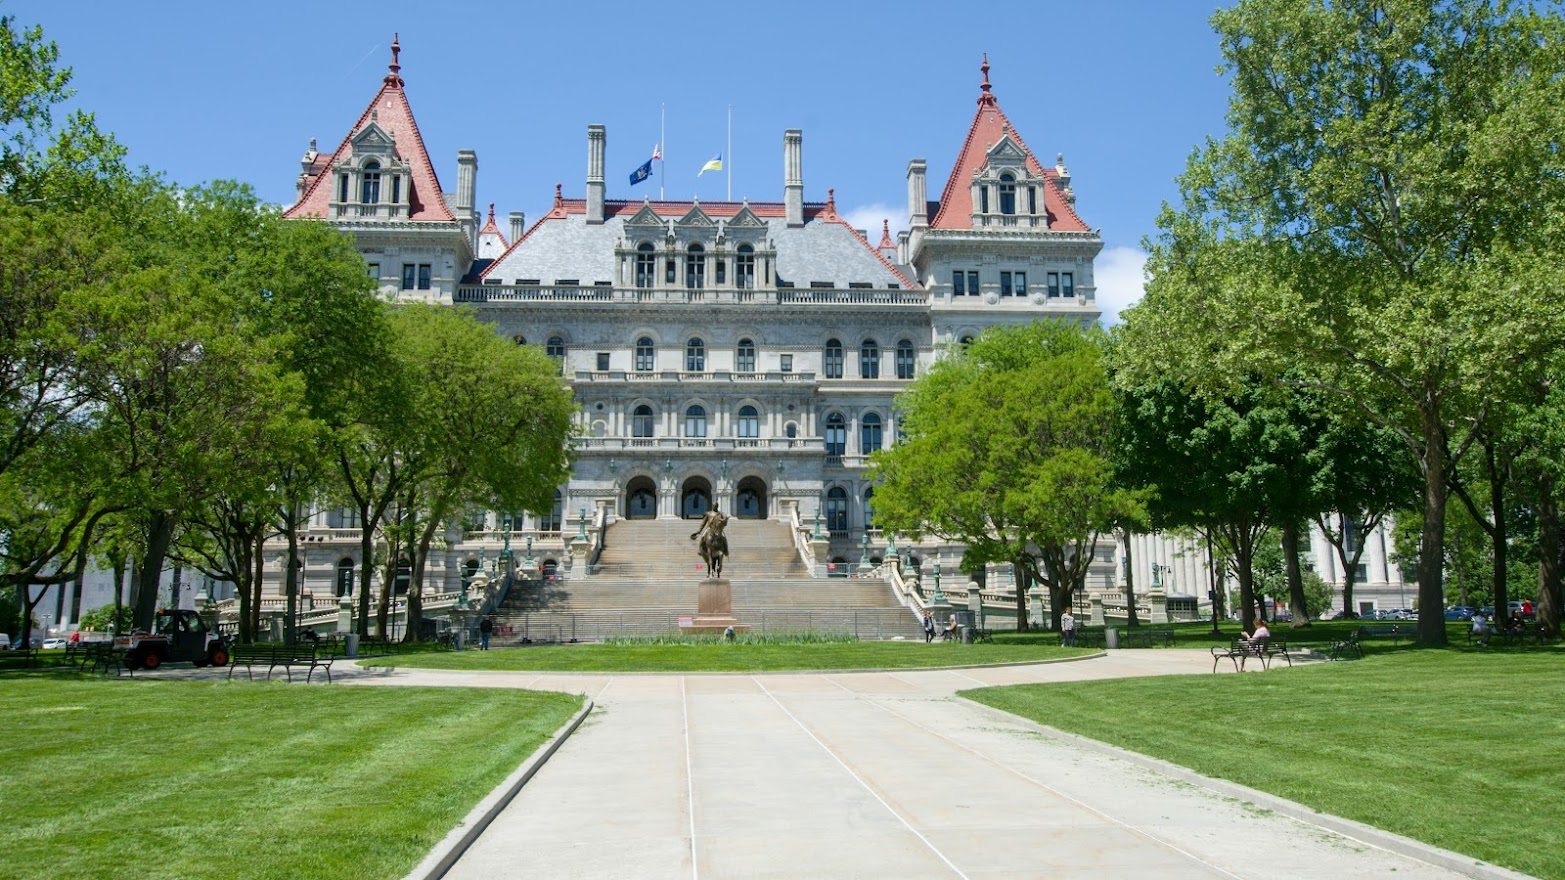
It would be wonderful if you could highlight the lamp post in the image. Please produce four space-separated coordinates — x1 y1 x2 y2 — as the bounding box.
812 505 823 540
858 531 871 571
525 534 534 567
932 559 944 603
576 507 589 541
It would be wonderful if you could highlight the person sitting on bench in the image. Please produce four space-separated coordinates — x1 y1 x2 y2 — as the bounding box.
1241 619 1271 643
942 614 960 641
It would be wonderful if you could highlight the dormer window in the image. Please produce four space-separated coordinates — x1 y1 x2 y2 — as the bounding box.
736 244 755 289
998 173 1016 215
360 160 381 204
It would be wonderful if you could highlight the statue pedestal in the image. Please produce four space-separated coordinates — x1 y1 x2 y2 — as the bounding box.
686 578 750 635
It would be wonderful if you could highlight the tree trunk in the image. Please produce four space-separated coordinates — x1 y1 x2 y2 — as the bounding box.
406 517 440 643
1012 562 1029 632
1120 529 1140 628
134 510 178 630
1537 483 1562 640
356 512 375 637
1486 443 1509 627
1281 520 1310 627
283 523 300 646
1417 416 1449 646
250 534 266 643
110 553 127 636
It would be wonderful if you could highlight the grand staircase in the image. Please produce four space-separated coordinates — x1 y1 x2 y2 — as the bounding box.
497 519 920 642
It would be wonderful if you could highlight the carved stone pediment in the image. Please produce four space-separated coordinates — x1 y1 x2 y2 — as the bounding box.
678 203 716 228
624 201 664 230
728 204 766 229
351 121 398 160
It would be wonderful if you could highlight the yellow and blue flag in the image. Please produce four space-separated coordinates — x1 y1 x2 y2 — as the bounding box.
699 153 723 176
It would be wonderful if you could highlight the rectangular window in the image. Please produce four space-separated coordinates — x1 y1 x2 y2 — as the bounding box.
365 263 379 281
1027 186 1037 214
391 176 401 204
1062 271 1074 298
780 354 793 372
665 259 676 284
979 186 989 213
417 264 432 290
401 264 416 290
952 270 965 296
338 174 349 203
1354 563 1369 583
1014 271 1027 295
1000 271 1013 296
716 260 726 285
966 271 979 295
1047 271 1061 298
596 352 610 371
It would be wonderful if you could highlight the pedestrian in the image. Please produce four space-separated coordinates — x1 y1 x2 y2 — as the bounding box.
1060 607 1076 647
479 615 494 651
922 609 936 643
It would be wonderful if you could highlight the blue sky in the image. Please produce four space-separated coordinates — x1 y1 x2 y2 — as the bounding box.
10 1 1234 321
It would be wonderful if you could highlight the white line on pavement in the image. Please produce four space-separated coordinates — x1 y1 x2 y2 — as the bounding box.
752 676 970 880
681 676 699 880
865 695 1247 880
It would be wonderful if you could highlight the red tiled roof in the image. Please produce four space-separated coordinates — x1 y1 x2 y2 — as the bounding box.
929 57 1089 232
284 38 454 223
479 202 506 245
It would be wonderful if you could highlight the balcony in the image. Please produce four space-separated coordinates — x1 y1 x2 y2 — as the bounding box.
455 284 928 307
575 437 825 452
574 370 817 384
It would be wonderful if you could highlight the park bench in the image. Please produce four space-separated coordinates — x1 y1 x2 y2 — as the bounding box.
1211 638 1291 672
1121 629 1176 648
1 645 37 669
226 644 335 683
1356 624 1412 646
1329 630 1363 660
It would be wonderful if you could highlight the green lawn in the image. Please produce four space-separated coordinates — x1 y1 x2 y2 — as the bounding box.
364 640 1092 672
964 650 1565 880
0 676 582 880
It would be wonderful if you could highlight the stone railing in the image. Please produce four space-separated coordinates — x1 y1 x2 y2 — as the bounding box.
457 284 927 307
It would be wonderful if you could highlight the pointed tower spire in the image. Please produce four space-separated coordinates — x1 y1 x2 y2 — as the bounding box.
878 219 895 249
978 53 995 106
487 202 496 225
384 33 403 87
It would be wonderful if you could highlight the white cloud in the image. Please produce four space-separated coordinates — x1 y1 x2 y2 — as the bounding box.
841 203 900 242
1094 246 1148 327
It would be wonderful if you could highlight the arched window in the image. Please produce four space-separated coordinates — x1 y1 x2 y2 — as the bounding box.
512 334 526 346
824 412 846 456
736 338 756 373
735 244 756 289
336 558 355 597
864 487 875 530
860 339 880 379
546 336 565 366
824 339 843 379
959 334 975 348
737 405 759 438
536 490 563 532
860 412 883 453
685 405 707 438
785 422 798 440
632 405 655 438
686 337 705 372
826 487 848 533
635 336 655 372
685 243 706 289
360 160 381 204
998 172 1016 215
895 339 915 379
634 243 656 288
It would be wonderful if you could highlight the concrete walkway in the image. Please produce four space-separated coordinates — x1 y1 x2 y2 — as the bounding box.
338 651 1510 880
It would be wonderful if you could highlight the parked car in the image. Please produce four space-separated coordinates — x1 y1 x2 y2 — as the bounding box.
1445 606 1474 621
41 637 67 650
0 633 10 650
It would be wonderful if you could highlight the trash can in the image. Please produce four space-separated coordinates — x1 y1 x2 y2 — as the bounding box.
344 633 360 658
962 626 975 644
1105 627 1120 649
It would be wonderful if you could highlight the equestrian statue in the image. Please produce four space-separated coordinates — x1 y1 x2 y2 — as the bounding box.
690 506 730 579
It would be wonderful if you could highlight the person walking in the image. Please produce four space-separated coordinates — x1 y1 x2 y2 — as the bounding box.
922 610 936 643
479 615 494 651
1060 607 1076 647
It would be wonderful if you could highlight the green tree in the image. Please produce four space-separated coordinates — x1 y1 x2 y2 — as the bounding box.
1126 0 1565 644
870 322 1145 631
77 602 132 633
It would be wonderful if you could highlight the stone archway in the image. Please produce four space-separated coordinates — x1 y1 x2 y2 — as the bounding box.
735 476 767 519
625 475 658 519
681 476 713 519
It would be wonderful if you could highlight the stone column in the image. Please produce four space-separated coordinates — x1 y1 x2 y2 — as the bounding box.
586 125 606 224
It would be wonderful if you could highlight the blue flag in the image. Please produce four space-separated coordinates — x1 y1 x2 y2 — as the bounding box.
629 158 653 186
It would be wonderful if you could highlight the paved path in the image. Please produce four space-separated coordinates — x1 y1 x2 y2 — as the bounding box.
339 652 1498 880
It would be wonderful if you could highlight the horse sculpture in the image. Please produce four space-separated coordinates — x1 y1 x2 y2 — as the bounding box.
690 507 730 579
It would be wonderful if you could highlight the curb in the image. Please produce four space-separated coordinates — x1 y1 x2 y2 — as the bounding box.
358 650 1108 678
958 698 1535 880
402 696 595 880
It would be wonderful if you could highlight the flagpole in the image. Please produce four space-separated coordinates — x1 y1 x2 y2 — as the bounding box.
726 104 732 202
659 103 666 200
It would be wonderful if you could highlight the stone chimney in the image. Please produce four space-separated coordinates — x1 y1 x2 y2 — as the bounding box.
1055 152 1075 205
508 211 526 243
296 137 318 198
456 149 478 245
906 158 928 260
587 125 606 224
784 129 804 227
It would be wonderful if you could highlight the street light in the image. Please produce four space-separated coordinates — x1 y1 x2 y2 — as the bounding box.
932 559 944 603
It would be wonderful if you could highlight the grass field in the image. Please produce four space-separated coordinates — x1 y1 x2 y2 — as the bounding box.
0 677 582 880
964 650 1565 880
363 638 1093 672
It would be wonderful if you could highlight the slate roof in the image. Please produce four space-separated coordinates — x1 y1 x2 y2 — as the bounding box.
283 36 455 222
481 198 916 289
929 56 1089 232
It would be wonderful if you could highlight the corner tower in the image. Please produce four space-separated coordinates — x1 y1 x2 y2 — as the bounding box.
908 55 1102 340
284 35 474 303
